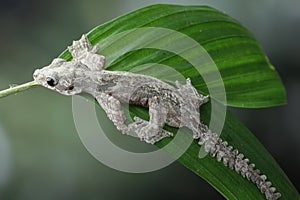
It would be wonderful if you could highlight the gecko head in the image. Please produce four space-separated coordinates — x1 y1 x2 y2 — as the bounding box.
33 58 87 95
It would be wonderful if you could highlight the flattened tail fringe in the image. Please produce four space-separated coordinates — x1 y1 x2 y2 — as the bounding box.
197 123 281 200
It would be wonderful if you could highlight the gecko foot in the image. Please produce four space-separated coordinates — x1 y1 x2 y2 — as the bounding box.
128 117 173 144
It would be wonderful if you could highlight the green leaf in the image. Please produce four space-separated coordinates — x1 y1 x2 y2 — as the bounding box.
130 104 300 200
60 4 286 108
59 4 298 200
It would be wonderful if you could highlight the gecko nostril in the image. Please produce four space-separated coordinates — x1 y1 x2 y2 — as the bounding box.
33 69 40 78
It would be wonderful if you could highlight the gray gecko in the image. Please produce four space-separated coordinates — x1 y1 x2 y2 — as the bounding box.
33 35 281 200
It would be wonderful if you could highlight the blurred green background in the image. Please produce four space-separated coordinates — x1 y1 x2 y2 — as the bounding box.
0 0 299 199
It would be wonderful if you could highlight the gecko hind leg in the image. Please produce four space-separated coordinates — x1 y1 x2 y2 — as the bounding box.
128 96 173 144
175 78 210 139
129 117 173 144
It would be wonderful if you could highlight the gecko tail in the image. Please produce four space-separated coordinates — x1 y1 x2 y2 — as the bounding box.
198 126 281 200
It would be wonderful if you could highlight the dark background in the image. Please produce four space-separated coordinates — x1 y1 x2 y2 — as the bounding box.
0 0 299 199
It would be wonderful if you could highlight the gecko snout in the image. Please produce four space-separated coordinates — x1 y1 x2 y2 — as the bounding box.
33 69 40 79
33 69 47 85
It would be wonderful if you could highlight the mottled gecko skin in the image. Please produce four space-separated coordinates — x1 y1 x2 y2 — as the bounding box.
33 35 281 200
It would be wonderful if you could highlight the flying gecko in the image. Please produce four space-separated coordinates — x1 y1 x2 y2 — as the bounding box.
33 35 281 200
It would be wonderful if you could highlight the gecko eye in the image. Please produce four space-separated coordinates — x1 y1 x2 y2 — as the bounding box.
46 77 58 87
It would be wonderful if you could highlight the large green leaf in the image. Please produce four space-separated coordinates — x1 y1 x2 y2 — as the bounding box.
61 4 286 108
130 104 299 200
59 4 298 200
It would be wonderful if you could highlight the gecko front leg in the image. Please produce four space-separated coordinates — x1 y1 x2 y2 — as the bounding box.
96 93 172 143
129 96 173 144
95 93 129 134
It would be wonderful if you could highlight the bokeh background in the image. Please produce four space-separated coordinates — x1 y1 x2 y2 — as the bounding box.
0 0 299 199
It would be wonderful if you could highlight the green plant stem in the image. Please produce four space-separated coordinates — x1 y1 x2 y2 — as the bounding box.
0 81 39 98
